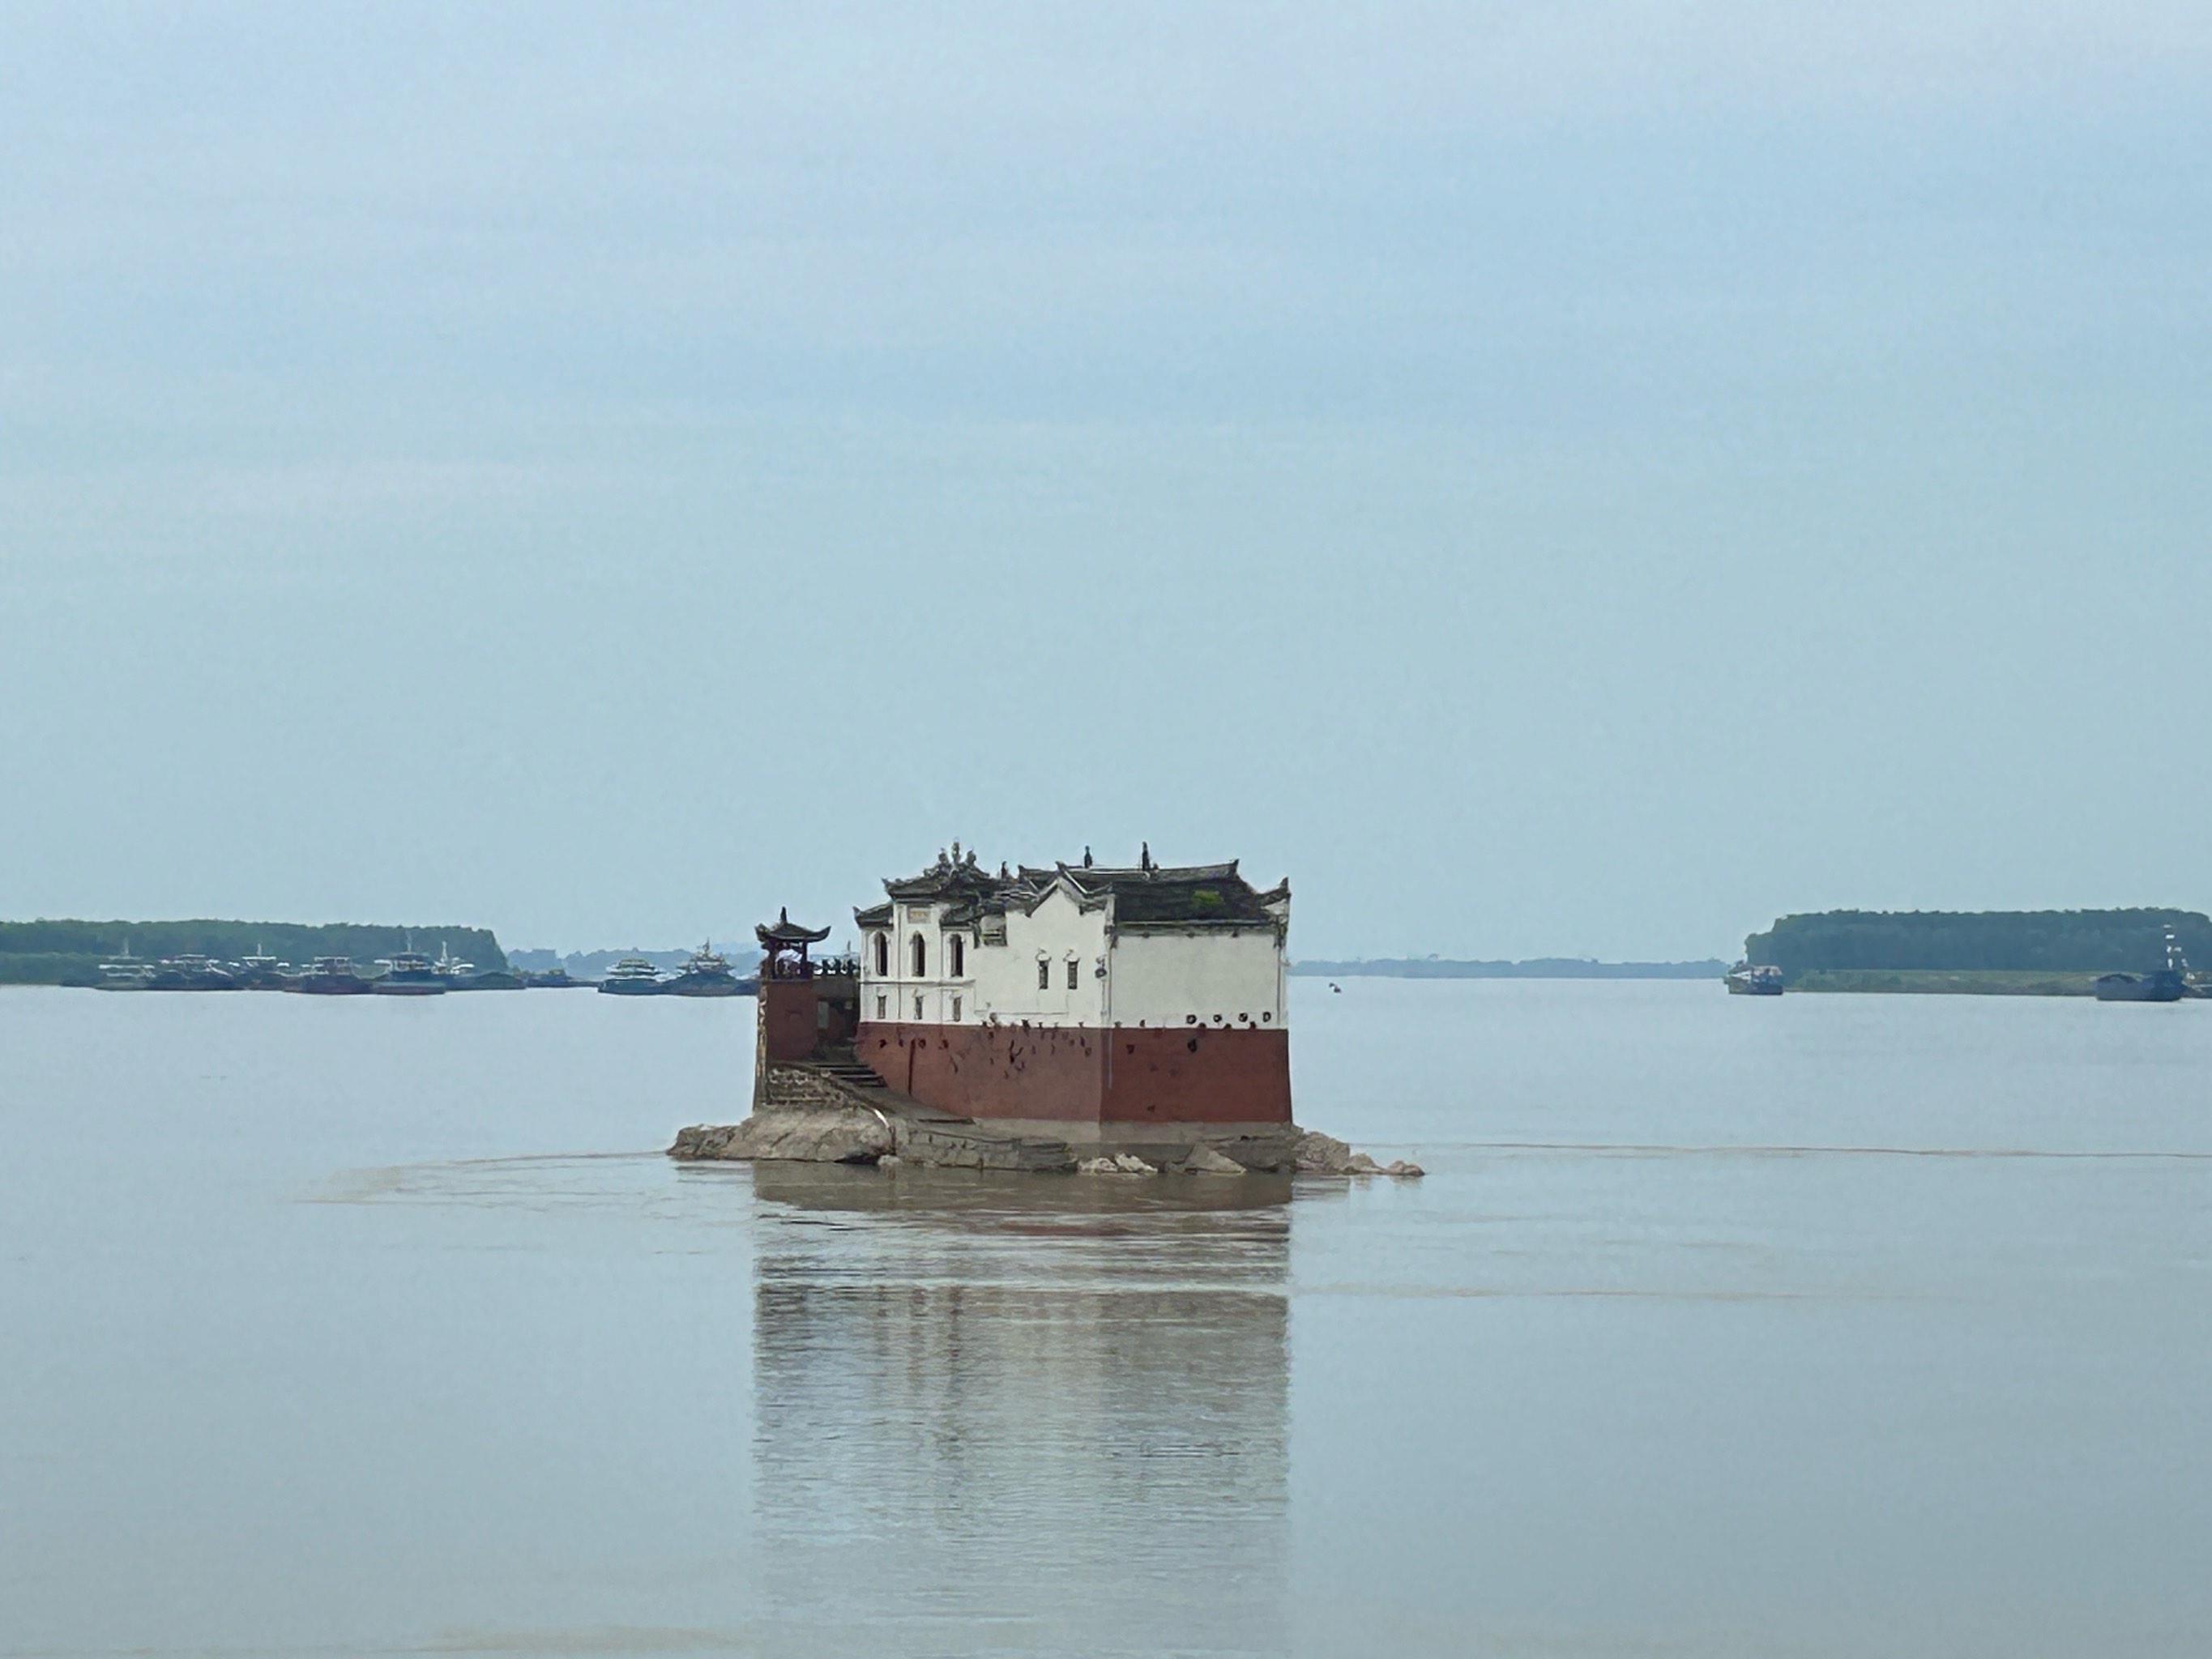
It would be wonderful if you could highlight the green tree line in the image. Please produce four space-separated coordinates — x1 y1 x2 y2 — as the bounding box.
1744 910 2212 977
0 919 507 984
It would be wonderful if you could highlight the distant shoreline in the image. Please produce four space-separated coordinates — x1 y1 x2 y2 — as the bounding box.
1291 958 1725 980
1783 969 2104 996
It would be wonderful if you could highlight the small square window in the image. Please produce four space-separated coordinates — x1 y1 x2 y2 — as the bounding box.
875 995 886 1019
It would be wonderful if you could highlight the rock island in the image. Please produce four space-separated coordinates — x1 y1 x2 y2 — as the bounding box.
670 845 1418 1179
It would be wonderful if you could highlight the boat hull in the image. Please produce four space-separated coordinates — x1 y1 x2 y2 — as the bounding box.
661 978 748 997
2095 971 2187 1003
443 970 524 991
597 979 665 996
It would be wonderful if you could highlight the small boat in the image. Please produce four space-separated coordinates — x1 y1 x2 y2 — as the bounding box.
95 949 154 991
597 955 667 996
373 949 447 995
661 941 749 997
523 967 586 989
294 956 370 995
2095 927 2193 1003
1727 962 1784 996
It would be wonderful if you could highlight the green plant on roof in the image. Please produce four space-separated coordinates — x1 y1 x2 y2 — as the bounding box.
1192 888 1223 911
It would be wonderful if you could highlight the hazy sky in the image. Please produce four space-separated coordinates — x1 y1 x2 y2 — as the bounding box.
4 3 2208 958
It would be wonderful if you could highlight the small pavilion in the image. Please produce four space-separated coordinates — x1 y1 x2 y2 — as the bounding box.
756 908 831 980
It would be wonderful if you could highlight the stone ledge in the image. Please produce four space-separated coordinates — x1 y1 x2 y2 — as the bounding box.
672 1107 890 1165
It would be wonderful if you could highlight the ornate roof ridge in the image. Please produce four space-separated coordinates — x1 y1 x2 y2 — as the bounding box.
1063 861 1241 885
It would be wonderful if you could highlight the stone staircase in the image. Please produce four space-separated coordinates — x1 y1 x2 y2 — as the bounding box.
810 1057 891 1094
776 1053 1074 1171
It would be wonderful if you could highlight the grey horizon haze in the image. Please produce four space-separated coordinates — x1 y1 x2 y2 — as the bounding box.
3 3 2208 960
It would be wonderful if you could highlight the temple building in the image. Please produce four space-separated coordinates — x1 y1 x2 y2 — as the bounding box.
846 844 1292 1141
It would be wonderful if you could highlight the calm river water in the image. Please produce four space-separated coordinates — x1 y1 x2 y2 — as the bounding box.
2 981 2208 1657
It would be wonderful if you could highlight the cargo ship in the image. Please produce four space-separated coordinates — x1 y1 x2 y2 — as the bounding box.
372 949 446 995
432 946 523 991
145 954 241 991
95 950 154 991
1726 962 1784 996
233 953 292 990
2095 928 2193 1002
662 942 749 997
293 956 370 995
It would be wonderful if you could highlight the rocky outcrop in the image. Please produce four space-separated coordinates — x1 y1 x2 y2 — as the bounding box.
673 1099 1073 1175
669 1089 1420 1179
671 1107 892 1165
897 1120 1076 1173
1291 1128 1423 1178
1177 1143 1249 1176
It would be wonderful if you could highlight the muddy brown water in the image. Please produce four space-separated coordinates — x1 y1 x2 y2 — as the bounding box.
2 982 2207 1657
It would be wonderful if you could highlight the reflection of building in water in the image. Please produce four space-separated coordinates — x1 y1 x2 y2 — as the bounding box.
749 1166 1289 1653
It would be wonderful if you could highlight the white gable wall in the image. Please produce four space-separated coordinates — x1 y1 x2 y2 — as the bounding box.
976 886 1108 1025
1108 929 1285 1030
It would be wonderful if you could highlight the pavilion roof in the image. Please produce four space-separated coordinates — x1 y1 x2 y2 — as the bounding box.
755 907 831 947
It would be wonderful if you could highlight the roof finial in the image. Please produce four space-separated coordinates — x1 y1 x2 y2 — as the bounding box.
1083 845 1093 868
779 906 788 924
1141 841 1151 872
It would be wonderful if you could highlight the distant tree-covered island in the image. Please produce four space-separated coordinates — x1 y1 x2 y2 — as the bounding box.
1744 909 2212 992
0 919 508 985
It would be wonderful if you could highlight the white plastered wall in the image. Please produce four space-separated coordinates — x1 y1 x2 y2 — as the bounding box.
975 885 1108 1026
861 898 963 1025
1107 929 1286 1030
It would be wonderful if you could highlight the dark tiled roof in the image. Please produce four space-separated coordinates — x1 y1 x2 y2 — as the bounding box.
1084 868 1286 928
755 907 831 947
853 902 893 928
872 850 1287 932
883 846 1005 904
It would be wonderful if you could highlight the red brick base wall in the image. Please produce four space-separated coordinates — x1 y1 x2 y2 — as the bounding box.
760 981 820 1064
855 1021 1290 1125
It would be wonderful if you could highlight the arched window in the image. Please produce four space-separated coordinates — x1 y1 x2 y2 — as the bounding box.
911 933 927 977
872 932 889 978
950 935 965 977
